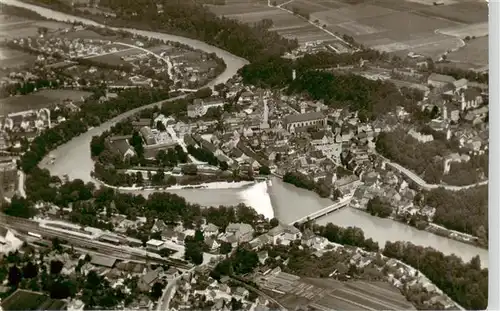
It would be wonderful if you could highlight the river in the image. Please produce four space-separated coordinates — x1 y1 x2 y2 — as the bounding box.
4 0 488 268
127 177 488 268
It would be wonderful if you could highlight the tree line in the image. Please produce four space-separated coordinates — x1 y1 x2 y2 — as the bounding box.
283 171 341 199
375 129 488 186
384 241 487 310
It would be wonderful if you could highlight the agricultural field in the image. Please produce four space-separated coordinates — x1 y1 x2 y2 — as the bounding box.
0 14 69 41
0 89 93 116
58 29 115 41
0 47 36 69
206 1 337 45
205 0 488 64
447 35 489 70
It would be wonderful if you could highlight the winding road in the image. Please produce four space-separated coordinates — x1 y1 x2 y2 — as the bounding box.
112 42 176 82
0 0 248 182
378 153 488 191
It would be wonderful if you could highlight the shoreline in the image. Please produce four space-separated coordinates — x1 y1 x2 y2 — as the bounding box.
93 176 276 220
351 205 487 250
93 178 256 191
276 174 488 251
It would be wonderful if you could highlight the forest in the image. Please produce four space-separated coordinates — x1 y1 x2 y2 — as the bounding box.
238 53 423 121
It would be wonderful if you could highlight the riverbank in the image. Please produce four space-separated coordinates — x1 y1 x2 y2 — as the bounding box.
354 205 487 249
93 177 256 191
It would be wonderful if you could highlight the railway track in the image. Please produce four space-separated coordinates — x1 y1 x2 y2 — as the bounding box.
2 215 192 269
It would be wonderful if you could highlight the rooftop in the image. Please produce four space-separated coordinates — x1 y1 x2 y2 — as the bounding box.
90 255 117 268
284 111 326 124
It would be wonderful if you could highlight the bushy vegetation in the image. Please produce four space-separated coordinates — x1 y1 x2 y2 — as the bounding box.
424 186 488 244
283 171 340 198
383 241 487 310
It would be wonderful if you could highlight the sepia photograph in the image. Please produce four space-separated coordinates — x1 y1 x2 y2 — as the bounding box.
0 0 494 310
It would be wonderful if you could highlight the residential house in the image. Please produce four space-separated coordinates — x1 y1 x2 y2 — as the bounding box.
90 255 116 268
204 237 220 252
233 287 249 300
249 234 271 250
267 224 302 246
161 228 176 241
257 251 269 265
138 267 163 292
165 267 180 280
225 223 255 243
203 223 220 237
453 78 468 92
152 219 167 232
334 175 361 193
104 136 136 160
139 126 157 145
132 118 151 129
187 99 206 118
0 227 22 254
465 106 488 123
310 131 342 163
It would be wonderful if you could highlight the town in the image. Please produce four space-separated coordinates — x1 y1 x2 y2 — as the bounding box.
0 0 489 311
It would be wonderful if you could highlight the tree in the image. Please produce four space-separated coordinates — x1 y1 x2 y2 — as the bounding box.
219 161 229 171
22 262 38 279
219 241 232 255
50 260 64 275
150 282 165 300
230 298 243 311
270 218 279 228
259 165 270 175
194 230 204 242
8 266 22 287
194 87 212 99
184 237 204 265
3 195 36 219
52 237 63 252
130 131 144 157
90 135 106 157
156 121 166 131
366 196 392 218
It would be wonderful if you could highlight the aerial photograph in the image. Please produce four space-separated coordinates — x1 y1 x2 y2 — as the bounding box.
0 0 489 310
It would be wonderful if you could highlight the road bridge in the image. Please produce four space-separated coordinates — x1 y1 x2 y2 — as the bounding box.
289 196 353 225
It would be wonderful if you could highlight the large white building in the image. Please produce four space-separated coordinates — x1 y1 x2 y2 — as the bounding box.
0 228 22 254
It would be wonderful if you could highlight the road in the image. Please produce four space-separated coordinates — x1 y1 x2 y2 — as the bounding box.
112 42 176 82
157 274 183 311
82 47 135 59
165 126 205 165
377 153 488 191
17 170 26 198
